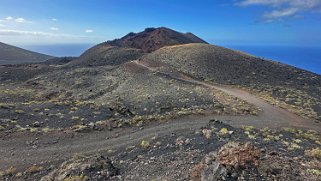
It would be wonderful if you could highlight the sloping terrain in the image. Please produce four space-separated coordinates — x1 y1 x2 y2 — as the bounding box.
68 46 144 67
1 121 320 180
0 42 53 65
0 60 257 131
43 57 75 65
0 64 56 82
106 27 207 53
69 27 206 67
1 28 257 133
1 27 321 181
142 43 321 121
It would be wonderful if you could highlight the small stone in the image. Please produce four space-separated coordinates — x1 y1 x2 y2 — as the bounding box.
88 122 95 128
126 146 136 151
136 120 143 127
176 136 185 146
231 172 238 178
202 129 213 139
32 121 41 127
155 141 162 147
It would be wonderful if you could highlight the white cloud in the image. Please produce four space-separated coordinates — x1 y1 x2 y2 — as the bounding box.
263 8 299 19
0 29 59 36
238 0 321 8
15 18 27 23
0 20 5 27
5 16 13 20
85 29 93 33
238 0 287 6
1 17 31 23
237 0 321 21
52 18 57 21
0 29 87 38
50 27 59 31
0 29 100 44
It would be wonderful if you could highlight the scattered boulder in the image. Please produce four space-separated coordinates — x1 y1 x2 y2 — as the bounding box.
201 161 227 181
216 142 260 169
190 164 206 181
41 155 119 181
191 142 260 181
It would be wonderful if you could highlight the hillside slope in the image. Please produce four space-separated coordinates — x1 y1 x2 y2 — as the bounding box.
0 42 53 64
106 27 207 52
70 27 207 67
1 27 321 181
142 43 321 120
68 46 144 67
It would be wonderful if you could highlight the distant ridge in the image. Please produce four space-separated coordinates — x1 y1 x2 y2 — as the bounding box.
0 42 53 65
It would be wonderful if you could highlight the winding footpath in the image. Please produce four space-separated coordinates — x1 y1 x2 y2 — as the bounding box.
133 60 320 130
0 60 320 170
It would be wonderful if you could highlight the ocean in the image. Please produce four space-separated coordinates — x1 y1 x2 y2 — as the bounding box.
21 44 94 57
225 45 321 75
21 44 321 75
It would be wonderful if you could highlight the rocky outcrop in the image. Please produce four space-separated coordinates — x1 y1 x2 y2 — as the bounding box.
41 155 119 181
191 142 260 181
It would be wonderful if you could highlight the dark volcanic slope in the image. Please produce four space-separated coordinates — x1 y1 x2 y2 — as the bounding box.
106 27 207 53
70 27 207 67
142 43 321 120
0 42 53 64
68 46 145 67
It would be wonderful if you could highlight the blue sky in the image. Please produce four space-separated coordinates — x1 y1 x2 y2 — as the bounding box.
0 0 321 46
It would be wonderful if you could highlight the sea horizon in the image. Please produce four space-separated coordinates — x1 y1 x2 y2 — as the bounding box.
225 45 321 75
19 43 321 75
20 44 94 57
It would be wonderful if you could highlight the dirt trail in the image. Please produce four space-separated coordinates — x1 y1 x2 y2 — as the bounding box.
134 60 319 130
0 60 320 170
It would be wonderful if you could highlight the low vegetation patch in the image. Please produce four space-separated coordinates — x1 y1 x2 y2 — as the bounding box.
305 148 321 159
140 140 150 149
25 165 43 174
